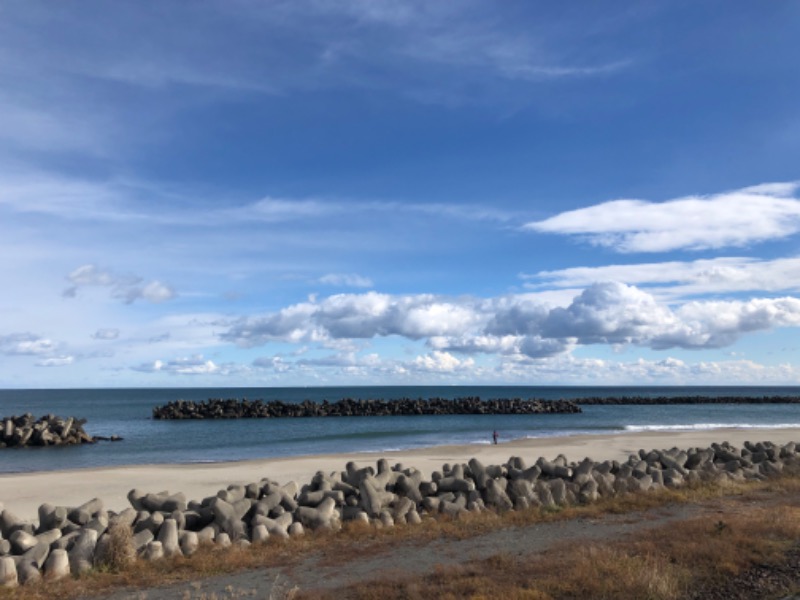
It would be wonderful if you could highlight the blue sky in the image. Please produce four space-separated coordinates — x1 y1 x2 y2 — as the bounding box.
2 1 800 387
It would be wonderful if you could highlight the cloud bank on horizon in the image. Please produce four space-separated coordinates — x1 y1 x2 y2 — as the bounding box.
1 1 800 387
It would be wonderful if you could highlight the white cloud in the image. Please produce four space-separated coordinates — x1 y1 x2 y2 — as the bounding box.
539 283 679 345
525 182 800 252
36 355 74 367
131 355 220 375
139 281 176 303
318 273 373 288
92 328 120 340
489 354 720 384
429 334 521 355
663 297 800 349
252 349 476 378
179 347 800 386
64 264 176 304
0 333 57 355
494 352 800 386
221 284 800 358
131 360 163 373
241 198 336 222
534 282 800 351
411 351 474 373
223 292 482 346
66 264 118 287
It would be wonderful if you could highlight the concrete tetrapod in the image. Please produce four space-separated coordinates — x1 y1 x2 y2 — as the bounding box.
295 496 338 530
43 548 70 580
0 556 17 587
17 560 42 586
179 531 199 557
68 528 98 574
38 503 69 532
141 541 164 561
157 518 181 557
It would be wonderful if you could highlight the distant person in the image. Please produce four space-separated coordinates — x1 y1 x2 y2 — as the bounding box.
492 430 498 445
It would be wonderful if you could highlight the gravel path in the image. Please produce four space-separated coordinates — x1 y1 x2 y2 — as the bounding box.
103 502 711 599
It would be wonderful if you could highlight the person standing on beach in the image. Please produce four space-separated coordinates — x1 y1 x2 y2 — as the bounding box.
492 430 498 445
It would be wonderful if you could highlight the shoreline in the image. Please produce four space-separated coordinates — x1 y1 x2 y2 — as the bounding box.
1 427 798 521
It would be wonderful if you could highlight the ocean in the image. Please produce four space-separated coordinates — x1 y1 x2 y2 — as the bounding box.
1 386 800 474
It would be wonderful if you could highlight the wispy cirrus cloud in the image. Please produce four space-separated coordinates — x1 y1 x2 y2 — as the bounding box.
525 182 800 252
0 169 516 228
0 0 635 144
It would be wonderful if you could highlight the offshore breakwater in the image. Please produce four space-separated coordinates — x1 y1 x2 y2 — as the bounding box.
575 395 800 405
151 397 582 419
151 395 800 420
0 438 797 586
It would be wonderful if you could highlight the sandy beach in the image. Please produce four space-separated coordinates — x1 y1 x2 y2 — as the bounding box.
2 428 798 521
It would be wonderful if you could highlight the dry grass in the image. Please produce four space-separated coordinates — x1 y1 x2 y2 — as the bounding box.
0 470 798 600
94 522 136 572
323 504 800 600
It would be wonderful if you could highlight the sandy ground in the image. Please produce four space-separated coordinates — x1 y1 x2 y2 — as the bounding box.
1 428 798 521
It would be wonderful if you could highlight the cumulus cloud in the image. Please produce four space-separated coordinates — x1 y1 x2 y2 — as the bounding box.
538 283 678 345
530 282 800 351
92 328 120 340
525 182 800 252
0 333 57 355
411 351 475 373
64 264 176 304
221 284 800 359
222 292 482 346
318 273 374 288
131 355 220 375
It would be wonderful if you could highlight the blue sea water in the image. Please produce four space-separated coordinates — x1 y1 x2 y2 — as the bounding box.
1 386 799 474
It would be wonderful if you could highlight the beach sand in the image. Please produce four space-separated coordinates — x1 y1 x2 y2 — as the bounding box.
2 428 799 521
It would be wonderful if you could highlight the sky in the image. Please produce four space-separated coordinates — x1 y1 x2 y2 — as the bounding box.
2 1 800 388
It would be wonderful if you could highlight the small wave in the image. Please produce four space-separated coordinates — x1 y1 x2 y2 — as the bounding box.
521 429 622 440
354 447 405 454
624 423 800 432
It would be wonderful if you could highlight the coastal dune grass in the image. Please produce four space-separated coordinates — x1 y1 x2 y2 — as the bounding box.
0 470 798 599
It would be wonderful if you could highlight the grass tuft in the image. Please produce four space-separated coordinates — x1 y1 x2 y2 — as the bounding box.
96 522 136 572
